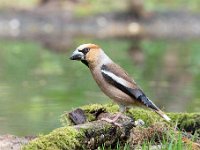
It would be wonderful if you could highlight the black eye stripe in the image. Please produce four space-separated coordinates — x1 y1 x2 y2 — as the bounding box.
79 48 90 54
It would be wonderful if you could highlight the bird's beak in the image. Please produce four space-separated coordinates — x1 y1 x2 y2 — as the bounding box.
69 49 84 60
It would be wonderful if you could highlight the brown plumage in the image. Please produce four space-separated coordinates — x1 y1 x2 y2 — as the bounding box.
70 43 171 122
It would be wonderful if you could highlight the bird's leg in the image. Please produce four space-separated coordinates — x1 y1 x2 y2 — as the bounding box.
101 104 126 127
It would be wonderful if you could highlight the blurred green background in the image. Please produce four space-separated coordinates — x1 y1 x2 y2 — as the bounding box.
0 0 200 136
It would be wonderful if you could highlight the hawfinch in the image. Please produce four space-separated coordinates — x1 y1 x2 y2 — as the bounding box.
70 43 171 122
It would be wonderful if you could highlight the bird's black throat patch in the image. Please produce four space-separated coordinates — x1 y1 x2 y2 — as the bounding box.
81 60 89 67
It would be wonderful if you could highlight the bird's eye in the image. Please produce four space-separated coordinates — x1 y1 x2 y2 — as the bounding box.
82 48 90 54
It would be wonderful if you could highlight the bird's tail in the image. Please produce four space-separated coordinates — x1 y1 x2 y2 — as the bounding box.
155 109 171 122
133 91 171 122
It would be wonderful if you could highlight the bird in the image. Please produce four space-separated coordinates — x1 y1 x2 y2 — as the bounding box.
70 43 171 124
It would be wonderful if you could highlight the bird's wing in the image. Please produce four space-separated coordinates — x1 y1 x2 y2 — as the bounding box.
101 63 135 84
101 63 159 111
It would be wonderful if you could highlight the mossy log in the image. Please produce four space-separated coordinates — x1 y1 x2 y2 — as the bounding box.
24 113 135 149
61 104 200 135
24 104 200 150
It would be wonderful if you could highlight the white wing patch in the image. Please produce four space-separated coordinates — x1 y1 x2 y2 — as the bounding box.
101 69 128 87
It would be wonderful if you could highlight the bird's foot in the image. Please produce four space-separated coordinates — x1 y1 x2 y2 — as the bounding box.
101 118 122 127
101 112 122 127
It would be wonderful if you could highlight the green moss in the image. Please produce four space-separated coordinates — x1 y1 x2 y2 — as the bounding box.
25 104 200 149
127 108 162 126
61 103 168 126
60 112 74 126
60 103 200 134
168 113 200 134
169 112 199 125
23 127 84 150
81 103 106 111
82 103 107 122
82 103 119 114
60 104 119 126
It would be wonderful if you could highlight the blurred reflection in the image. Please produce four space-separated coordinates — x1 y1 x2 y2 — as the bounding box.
0 0 199 136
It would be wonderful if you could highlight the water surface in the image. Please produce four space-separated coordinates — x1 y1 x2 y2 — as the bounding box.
0 39 199 135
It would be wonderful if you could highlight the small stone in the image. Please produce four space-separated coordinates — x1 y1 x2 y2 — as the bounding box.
134 119 145 126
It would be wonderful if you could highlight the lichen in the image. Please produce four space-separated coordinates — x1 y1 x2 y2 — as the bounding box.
23 126 84 150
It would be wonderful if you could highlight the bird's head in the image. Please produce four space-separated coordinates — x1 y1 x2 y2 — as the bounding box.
70 43 109 67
